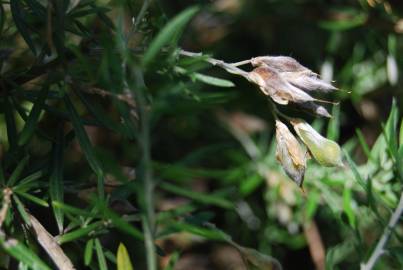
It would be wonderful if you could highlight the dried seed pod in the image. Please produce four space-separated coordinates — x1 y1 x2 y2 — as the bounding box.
281 71 338 93
291 119 343 167
298 102 332 118
251 56 316 75
248 66 316 105
275 120 306 186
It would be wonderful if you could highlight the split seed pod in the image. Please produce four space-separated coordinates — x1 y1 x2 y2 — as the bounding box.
291 119 343 167
275 120 306 187
251 56 316 75
248 66 316 105
280 71 337 93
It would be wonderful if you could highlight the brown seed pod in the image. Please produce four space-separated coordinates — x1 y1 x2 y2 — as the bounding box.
275 120 307 187
248 66 316 105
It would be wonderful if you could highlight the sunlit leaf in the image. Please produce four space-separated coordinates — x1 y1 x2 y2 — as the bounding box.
117 243 133 270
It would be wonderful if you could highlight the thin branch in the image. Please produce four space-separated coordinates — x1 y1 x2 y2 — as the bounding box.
229 59 252 67
304 220 326 270
81 85 137 108
361 192 403 270
179 49 250 79
29 214 76 270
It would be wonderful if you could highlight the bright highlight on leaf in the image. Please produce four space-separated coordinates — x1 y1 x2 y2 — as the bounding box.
117 243 134 270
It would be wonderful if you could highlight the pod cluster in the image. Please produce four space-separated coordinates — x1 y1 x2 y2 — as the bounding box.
247 56 343 187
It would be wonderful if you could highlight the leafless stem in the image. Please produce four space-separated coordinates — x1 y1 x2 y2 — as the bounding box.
360 192 403 270
29 214 76 270
230 59 252 67
81 85 137 108
304 220 326 270
179 50 250 79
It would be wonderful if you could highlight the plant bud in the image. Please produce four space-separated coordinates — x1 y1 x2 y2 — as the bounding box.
290 119 343 167
248 66 316 105
275 120 306 186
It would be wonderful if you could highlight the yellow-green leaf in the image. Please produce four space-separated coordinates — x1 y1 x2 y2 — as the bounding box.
117 243 133 270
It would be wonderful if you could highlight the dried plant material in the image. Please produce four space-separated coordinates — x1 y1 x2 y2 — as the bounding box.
28 214 76 270
304 221 326 270
251 56 316 75
281 71 337 93
0 189 12 229
298 102 332 118
248 66 316 105
232 243 282 270
275 120 306 186
291 119 343 167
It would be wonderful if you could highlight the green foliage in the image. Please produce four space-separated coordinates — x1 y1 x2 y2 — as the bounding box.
0 1 402 270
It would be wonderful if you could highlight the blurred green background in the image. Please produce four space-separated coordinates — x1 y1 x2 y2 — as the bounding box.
0 0 402 269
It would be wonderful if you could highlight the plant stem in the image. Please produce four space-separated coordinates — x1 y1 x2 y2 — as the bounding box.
360 192 403 270
140 100 157 270
179 50 250 79
134 67 156 270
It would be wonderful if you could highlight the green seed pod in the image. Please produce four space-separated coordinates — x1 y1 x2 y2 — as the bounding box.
291 119 343 167
275 120 306 186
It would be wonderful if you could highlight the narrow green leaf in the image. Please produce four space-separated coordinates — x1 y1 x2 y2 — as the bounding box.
13 195 30 225
142 6 199 67
3 97 18 150
57 221 103 244
305 191 320 220
15 191 49 207
159 221 226 241
342 183 356 228
327 105 340 141
74 88 123 133
399 119 403 147
52 201 93 217
319 11 367 31
16 170 44 187
399 144 403 182
192 72 235 88
18 86 49 146
50 126 65 234
355 129 372 161
343 150 366 190
95 238 108 270
103 208 143 240
0 234 51 270
69 7 110 18
383 99 399 159
159 182 233 209
84 239 94 266
7 155 29 186
239 174 263 196
10 0 37 55
63 95 104 198
117 243 133 270
104 250 117 264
